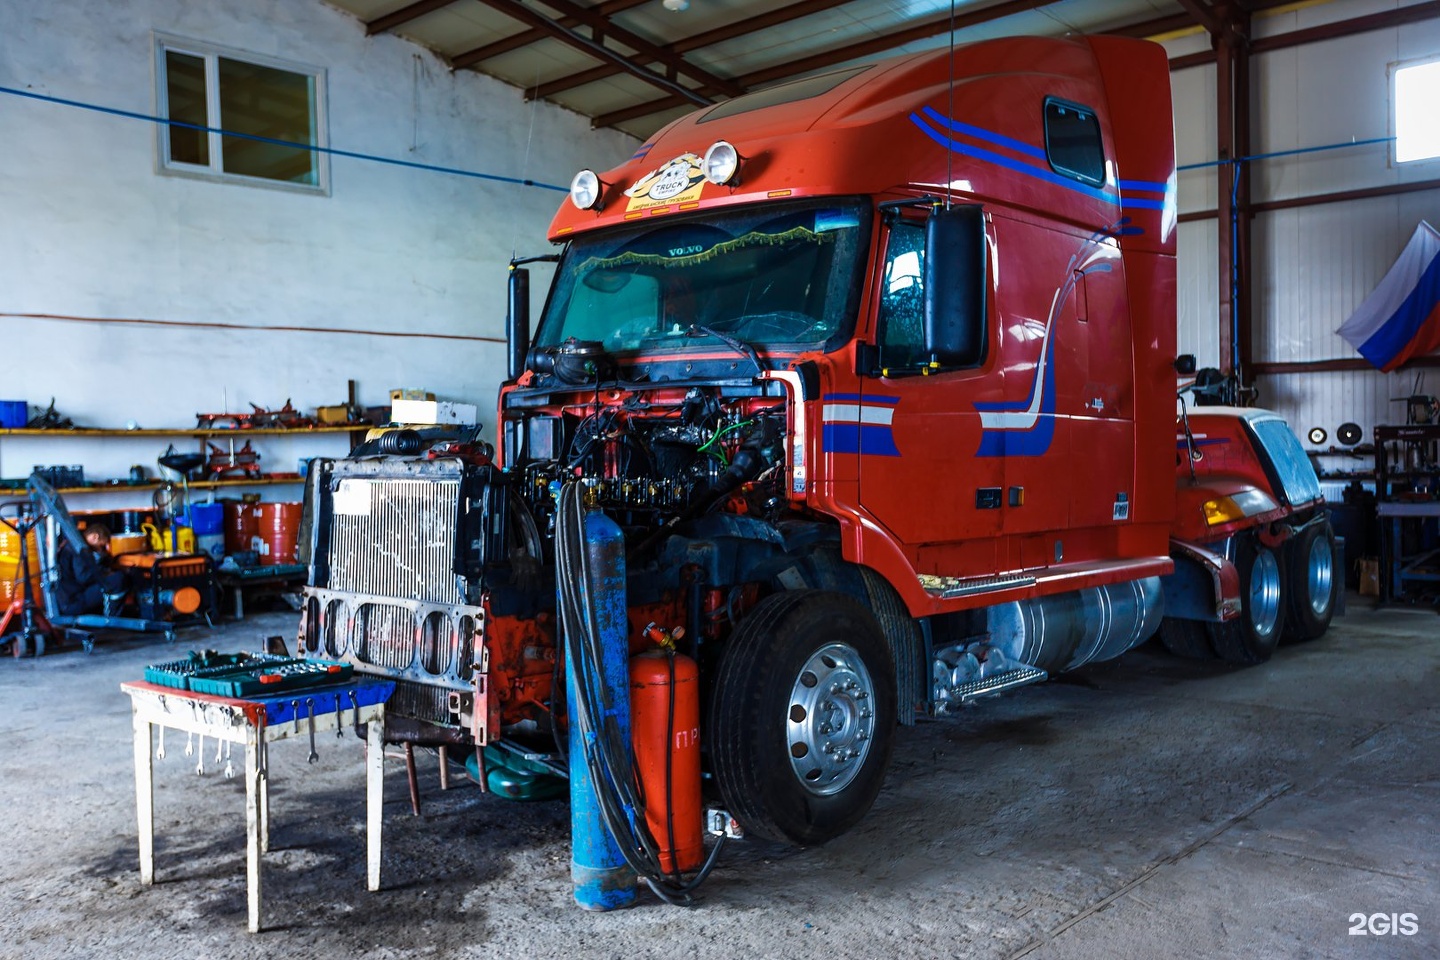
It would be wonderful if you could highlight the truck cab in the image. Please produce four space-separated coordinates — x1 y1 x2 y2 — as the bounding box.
299 34 1215 847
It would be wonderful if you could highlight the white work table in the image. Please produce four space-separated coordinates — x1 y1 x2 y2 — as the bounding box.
120 678 394 932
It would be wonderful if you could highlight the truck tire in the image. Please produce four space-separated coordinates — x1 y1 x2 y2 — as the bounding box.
1157 617 1212 659
709 590 896 846
1205 534 1286 664
1284 521 1337 642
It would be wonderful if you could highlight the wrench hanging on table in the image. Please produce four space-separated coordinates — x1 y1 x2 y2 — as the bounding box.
335 691 344 738
349 689 363 739
306 697 318 764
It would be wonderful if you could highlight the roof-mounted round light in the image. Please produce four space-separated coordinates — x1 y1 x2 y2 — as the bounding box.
569 169 602 210
702 140 741 186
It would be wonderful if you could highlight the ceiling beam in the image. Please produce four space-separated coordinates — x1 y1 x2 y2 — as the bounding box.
1168 0 1440 71
451 0 648 68
1108 13 1198 38
591 0 1054 129
365 0 459 36
466 0 726 105
1174 0 1223 36
526 0 852 101
1251 0 1440 53
511 0 744 97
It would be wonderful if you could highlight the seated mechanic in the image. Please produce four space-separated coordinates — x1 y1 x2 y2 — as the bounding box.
55 522 129 616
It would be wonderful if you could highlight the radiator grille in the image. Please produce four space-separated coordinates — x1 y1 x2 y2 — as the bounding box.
326 478 463 605
354 603 417 671
392 679 457 726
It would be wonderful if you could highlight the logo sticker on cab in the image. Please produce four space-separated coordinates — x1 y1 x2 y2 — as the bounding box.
625 153 706 211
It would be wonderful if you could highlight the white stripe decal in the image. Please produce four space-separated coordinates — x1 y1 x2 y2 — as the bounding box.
822 403 894 425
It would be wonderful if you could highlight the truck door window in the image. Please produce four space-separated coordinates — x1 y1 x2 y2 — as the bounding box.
876 221 927 371
1044 98 1104 185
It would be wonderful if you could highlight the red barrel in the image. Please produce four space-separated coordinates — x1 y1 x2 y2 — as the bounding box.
223 500 259 555
254 502 303 566
630 649 703 873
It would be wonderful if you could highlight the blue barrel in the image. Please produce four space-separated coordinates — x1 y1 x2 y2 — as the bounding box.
189 502 224 536
568 508 637 911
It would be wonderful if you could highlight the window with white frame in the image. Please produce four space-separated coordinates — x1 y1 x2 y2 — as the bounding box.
156 36 327 189
1393 58 1440 164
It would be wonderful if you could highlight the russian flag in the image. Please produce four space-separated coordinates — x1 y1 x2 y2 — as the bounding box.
1338 221 1440 371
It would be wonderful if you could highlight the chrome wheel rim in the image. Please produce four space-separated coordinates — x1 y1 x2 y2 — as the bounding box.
1250 548 1282 638
1307 535 1334 617
786 642 876 796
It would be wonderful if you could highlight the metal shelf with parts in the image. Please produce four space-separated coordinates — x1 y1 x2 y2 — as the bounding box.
0 427 362 437
0 426 358 498
120 678 394 934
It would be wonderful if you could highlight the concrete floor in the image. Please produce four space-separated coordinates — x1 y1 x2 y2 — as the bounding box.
0 598 1436 960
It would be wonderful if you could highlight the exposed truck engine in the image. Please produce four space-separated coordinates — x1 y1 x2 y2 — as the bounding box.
295 32 1335 891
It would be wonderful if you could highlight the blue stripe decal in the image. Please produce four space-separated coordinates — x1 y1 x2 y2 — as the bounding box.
919 106 1047 161
1117 196 1167 210
974 335 1058 458
1118 177 1170 193
909 113 1170 212
823 423 901 457
909 113 1119 207
822 393 899 404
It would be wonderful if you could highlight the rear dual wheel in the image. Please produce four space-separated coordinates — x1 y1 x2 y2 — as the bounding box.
709 590 896 846
1284 521 1337 642
1206 534 1286 665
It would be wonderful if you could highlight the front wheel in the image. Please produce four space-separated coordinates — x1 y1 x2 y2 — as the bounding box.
709 590 896 846
1206 534 1287 664
1284 521 1337 642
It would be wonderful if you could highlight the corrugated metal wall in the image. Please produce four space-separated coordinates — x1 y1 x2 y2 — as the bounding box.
1166 0 1440 450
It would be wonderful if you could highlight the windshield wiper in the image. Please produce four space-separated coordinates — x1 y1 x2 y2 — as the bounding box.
688 324 766 376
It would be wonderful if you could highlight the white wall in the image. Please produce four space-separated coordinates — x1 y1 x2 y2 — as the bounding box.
0 0 636 492
1163 0 1440 441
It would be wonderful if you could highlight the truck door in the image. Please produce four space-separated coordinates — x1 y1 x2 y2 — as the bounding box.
851 215 1003 575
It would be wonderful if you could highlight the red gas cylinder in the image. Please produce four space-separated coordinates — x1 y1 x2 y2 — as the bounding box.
254 501 303 566
630 648 703 874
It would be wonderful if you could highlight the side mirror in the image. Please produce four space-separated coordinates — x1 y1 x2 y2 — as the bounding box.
923 204 987 367
507 267 531 380
1174 354 1197 375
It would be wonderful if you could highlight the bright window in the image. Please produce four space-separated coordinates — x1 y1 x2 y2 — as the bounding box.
156 36 327 189
1394 59 1440 163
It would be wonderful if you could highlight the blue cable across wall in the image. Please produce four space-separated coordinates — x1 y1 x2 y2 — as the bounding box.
0 84 569 193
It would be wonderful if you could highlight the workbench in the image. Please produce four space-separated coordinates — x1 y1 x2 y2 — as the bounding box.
215 565 307 619
120 678 394 932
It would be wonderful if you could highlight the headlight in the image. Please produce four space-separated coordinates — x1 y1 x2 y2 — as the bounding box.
569 169 602 210
702 140 740 186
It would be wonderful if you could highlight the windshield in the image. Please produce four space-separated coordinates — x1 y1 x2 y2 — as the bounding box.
536 200 870 354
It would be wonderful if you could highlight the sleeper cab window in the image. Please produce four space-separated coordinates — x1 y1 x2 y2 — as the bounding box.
156 34 328 192
1043 98 1104 185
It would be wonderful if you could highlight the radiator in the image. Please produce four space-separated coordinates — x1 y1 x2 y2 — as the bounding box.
301 460 484 699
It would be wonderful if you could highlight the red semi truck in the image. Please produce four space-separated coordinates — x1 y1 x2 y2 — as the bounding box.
297 33 1335 857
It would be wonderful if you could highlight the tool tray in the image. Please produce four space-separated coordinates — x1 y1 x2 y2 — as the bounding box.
144 651 296 690
187 659 354 698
